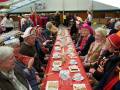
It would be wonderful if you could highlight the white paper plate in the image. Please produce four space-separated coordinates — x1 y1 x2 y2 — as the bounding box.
46 81 59 90
52 53 61 59
73 84 86 90
54 46 61 51
69 65 80 72
53 61 62 66
52 67 61 72
72 73 84 81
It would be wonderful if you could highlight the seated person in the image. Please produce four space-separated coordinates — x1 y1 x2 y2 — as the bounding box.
42 22 58 51
84 27 107 71
106 19 116 31
76 25 95 56
29 26 50 63
15 55 40 90
109 20 120 35
34 26 51 54
43 21 58 42
95 56 120 90
82 23 94 35
0 46 32 90
20 27 45 77
4 39 40 90
89 31 120 82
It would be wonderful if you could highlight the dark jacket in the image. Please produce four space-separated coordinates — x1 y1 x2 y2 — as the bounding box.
95 56 120 90
70 21 78 36
15 61 39 90
93 50 112 81
0 66 29 90
20 42 36 57
54 14 60 27
42 29 51 40
79 35 95 56
19 42 44 75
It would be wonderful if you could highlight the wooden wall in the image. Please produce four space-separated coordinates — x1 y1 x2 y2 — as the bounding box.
1 10 120 24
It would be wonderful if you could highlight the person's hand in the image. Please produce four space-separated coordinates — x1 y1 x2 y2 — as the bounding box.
41 66 45 71
50 35 53 38
48 40 52 42
89 68 96 74
76 50 81 55
97 65 104 73
87 72 93 78
35 75 41 83
47 40 52 43
43 40 52 45
27 58 34 70
43 41 47 46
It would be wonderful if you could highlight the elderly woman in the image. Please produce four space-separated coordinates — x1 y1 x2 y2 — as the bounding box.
0 46 32 90
84 27 107 70
89 31 120 87
76 25 95 56
94 31 120 90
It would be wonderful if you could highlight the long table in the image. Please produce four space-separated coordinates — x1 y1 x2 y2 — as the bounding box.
41 29 92 90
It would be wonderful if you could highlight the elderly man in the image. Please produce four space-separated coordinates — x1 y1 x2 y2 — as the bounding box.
20 27 44 77
109 21 120 35
0 46 32 90
20 27 36 57
114 21 120 31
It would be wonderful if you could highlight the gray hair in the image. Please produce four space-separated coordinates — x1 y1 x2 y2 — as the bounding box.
95 27 107 37
110 18 115 23
46 22 53 30
0 46 14 62
115 21 120 30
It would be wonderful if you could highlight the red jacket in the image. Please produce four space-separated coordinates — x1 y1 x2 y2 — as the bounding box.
30 14 42 27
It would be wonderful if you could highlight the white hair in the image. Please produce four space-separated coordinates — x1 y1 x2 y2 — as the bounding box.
115 21 120 30
0 46 14 62
95 27 107 37
46 22 53 30
110 18 115 23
